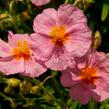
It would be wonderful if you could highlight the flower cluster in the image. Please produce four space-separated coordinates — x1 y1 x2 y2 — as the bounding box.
0 1 109 104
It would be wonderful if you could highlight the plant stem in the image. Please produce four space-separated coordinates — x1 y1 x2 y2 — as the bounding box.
65 0 69 3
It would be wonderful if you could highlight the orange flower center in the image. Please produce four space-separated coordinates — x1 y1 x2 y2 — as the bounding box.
80 67 98 84
12 40 31 61
49 26 70 47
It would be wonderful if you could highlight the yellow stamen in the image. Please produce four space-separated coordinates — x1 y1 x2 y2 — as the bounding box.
49 26 70 47
12 40 31 61
80 67 98 84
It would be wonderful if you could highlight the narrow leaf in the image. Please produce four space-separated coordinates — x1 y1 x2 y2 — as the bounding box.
101 3 109 21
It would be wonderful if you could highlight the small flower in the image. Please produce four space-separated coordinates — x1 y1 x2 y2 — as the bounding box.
31 0 51 6
61 49 109 104
0 31 47 77
31 4 92 70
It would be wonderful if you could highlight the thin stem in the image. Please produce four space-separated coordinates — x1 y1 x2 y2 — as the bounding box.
88 100 95 109
42 75 54 85
0 92 15 106
51 71 68 109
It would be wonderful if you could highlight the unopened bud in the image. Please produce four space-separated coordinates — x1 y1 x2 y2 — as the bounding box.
73 0 94 10
107 53 109 57
0 13 8 19
7 78 21 87
19 80 32 95
30 85 40 95
20 11 30 21
92 30 101 49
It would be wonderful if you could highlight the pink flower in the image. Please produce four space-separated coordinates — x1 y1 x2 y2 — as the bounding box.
0 31 47 77
61 49 109 104
31 4 92 70
31 0 51 6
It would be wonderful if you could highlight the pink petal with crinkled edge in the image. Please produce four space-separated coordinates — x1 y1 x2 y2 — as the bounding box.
96 51 109 73
31 0 50 6
8 31 31 47
0 38 12 57
45 47 73 70
22 57 47 77
30 33 54 61
61 68 80 87
91 64 109 102
64 24 92 57
0 56 24 75
69 83 91 104
57 4 87 27
33 8 57 35
92 77 109 102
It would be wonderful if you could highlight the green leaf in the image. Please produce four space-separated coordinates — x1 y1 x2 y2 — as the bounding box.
101 3 109 21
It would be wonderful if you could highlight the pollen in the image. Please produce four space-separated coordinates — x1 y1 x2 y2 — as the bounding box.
49 26 70 47
80 67 98 85
12 40 31 61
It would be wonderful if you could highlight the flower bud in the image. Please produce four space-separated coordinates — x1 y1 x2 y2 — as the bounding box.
7 78 21 87
20 11 30 21
19 80 32 95
73 0 94 10
0 13 8 19
92 30 101 49
107 53 109 57
30 85 40 95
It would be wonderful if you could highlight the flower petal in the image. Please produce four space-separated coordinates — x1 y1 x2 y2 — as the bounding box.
69 84 91 104
93 77 109 102
31 0 50 6
64 24 92 57
33 8 57 35
61 68 80 87
57 4 87 27
0 56 24 75
45 47 72 70
0 38 12 57
23 57 47 77
8 31 30 47
30 33 54 61
96 52 109 72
